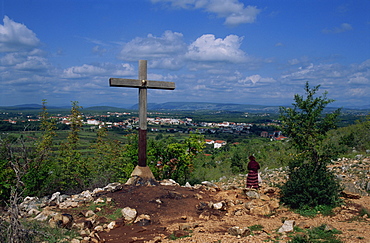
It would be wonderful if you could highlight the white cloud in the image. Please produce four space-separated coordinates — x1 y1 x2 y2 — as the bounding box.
151 0 261 26
322 23 353 34
112 63 135 76
185 34 247 62
151 0 196 9
0 52 22 66
0 16 40 52
348 73 368 84
63 64 106 78
281 63 316 80
62 63 135 79
287 56 310 66
347 88 367 96
14 56 50 71
275 59 370 107
150 57 184 70
238 74 275 86
118 30 185 61
147 73 178 81
223 5 261 26
192 84 207 90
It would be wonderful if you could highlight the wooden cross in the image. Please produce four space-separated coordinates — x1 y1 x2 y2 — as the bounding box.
109 60 175 168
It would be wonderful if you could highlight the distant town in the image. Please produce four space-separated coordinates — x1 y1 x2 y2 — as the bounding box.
1 110 286 149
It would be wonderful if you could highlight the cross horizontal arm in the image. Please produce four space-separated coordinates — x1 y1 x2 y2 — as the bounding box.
109 78 175 90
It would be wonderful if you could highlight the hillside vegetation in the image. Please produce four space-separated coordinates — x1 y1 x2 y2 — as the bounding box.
0 85 368 203
0 84 369 242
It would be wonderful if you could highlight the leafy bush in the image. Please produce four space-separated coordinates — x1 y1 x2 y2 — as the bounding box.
279 82 342 210
280 163 342 209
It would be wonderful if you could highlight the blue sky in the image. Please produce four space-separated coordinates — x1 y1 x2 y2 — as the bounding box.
0 0 369 109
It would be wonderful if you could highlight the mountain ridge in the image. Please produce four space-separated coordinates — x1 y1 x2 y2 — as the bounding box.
1 102 368 113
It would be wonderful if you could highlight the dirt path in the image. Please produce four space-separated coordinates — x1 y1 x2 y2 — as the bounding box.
57 184 370 243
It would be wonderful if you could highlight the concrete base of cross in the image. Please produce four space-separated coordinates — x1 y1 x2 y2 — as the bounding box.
125 166 158 186
130 165 155 179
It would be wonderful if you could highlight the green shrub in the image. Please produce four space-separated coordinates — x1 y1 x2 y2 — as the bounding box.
280 163 341 209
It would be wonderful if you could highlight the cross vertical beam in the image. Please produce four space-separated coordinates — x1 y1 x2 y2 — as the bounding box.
138 60 147 167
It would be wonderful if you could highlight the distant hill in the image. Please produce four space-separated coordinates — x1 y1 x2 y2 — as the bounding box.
6 104 43 109
0 104 69 111
1 102 368 114
130 102 282 113
84 106 132 111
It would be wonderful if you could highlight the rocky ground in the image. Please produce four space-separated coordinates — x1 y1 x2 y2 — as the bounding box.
3 157 370 243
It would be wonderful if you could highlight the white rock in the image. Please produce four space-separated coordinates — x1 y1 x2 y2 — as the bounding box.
104 182 121 191
92 188 104 195
23 196 38 203
28 208 40 216
85 210 95 218
228 226 250 236
155 199 162 204
278 220 295 233
80 190 93 201
134 214 151 224
49 192 61 204
121 207 137 223
245 190 260 199
94 225 104 232
59 200 79 209
107 221 117 230
34 209 57 221
160 179 179 186
201 181 217 187
184 182 192 188
213 202 224 210
94 198 105 204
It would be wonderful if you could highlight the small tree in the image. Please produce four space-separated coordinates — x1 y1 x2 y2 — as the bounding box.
55 101 86 192
24 100 56 196
89 126 134 187
279 82 342 209
147 134 205 184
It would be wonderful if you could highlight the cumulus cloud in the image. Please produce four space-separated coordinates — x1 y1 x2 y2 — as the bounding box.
0 16 40 52
63 64 107 78
62 63 135 79
0 49 51 78
14 56 50 71
0 52 22 66
118 30 185 61
117 31 249 68
322 23 353 34
151 0 261 26
185 34 247 62
150 57 184 70
348 73 368 84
